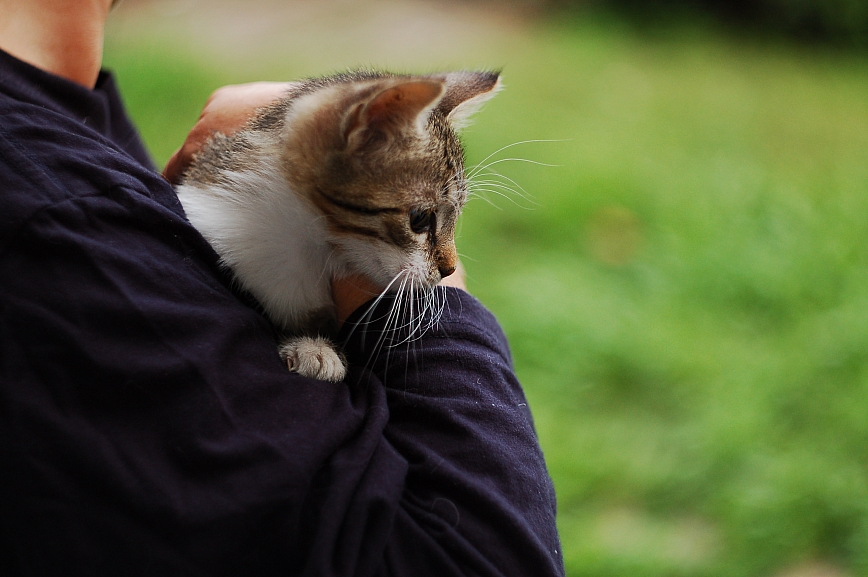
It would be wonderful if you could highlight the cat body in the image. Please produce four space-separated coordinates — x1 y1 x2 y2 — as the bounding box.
176 70 500 381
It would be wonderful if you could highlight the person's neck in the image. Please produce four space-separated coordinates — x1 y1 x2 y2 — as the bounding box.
0 0 112 89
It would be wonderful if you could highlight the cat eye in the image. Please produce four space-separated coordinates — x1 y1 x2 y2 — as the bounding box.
409 209 434 234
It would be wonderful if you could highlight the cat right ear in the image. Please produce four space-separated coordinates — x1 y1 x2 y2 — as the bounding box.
343 80 445 150
436 71 502 131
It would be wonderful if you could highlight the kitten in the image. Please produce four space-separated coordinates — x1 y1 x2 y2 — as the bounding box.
176 70 501 382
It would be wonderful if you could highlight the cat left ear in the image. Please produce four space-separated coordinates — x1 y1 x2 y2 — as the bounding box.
344 80 445 149
435 71 502 130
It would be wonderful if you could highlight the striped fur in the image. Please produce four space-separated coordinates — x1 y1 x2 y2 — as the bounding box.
176 70 501 381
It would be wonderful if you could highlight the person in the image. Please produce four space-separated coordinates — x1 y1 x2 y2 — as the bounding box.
0 1 565 575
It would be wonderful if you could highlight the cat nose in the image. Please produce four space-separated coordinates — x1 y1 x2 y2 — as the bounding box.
438 264 456 278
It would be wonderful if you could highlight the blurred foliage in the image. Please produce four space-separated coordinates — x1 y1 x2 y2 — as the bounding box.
103 39 229 165
536 0 868 46
456 18 868 574
106 5 868 576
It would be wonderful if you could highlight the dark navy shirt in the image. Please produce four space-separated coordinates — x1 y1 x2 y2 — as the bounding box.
0 48 563 577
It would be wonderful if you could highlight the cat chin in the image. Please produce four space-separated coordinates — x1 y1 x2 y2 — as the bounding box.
330 236 433 290
338 265 436 295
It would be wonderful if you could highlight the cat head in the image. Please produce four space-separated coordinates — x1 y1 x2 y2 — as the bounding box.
278 70 501 290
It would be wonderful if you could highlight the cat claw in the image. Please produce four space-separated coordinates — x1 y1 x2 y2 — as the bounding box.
279 336 347 382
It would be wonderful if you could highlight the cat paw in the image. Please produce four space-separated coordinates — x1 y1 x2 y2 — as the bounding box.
278 336 347 382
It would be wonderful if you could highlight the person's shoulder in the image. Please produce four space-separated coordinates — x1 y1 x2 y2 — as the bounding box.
0 92 182 246
0 91 160 194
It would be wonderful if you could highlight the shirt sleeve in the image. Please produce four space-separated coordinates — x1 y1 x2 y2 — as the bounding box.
339 289 564 577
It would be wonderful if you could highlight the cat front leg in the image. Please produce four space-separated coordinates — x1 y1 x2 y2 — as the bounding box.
278 336 347 382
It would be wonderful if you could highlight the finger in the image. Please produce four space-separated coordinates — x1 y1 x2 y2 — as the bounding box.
162 146 184 184
438 259 467 291
332 274 381 327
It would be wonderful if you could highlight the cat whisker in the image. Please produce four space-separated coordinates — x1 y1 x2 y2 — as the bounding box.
466 138 568 180
468 179 533 202
467 187 535 211
343 269 407 350
382 274 410 327
427 286 446 333
423 286 444 333
385 281 438 347
376 280 404 370
316 248 339 288
471 170 534 200
358 272 411 373
469 158 560 181
467 167 539 208
418 286 438 334
445 171 463 186
465 190 506 210
348 273 446 380
456 251 477 263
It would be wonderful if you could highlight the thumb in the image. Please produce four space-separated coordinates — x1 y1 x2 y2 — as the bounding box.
162 145 186 184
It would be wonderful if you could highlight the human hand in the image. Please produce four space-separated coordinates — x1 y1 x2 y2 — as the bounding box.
333 262 467 327
162 81 294 184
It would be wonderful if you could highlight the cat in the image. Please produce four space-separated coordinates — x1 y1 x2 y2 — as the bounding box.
175 70 501 382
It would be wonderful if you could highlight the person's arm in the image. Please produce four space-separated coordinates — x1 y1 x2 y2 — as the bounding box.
340 288 564 576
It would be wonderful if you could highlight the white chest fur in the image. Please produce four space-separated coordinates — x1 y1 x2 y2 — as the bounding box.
176 162 335 333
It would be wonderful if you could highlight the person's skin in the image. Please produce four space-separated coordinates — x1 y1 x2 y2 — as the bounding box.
0 0 111 89
0 0 466 326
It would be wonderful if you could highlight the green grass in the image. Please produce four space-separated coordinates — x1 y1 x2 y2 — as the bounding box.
105 12 868 577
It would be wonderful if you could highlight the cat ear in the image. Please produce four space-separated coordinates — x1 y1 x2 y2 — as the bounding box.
343 80 445 149
435 71 502 131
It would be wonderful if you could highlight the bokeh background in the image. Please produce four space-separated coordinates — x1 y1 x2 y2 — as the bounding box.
105 1 868 575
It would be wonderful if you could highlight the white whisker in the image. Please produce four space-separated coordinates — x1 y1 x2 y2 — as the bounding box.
467 139 568 179
471 171 534 201
468 188 535 210
470 158 560 179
